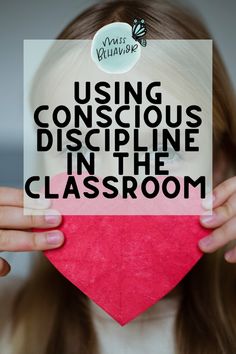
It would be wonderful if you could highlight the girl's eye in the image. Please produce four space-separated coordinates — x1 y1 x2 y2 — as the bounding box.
60 144 90 157
59 144 183 169
59 144 92 173
149 145 182 165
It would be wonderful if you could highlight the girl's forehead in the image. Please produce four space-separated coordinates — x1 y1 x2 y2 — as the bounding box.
32 39 212 138
40 40 211 107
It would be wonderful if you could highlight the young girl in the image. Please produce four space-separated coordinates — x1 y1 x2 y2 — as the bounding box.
0 1 236 353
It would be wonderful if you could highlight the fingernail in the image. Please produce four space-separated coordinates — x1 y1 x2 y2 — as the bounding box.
225 250 234 262
198 234 213 248
200 212 215 224
44 210 61 225
46 231 64 245
201 193 215 210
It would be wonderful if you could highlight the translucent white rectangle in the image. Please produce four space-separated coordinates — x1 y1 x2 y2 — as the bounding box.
24 39 212 215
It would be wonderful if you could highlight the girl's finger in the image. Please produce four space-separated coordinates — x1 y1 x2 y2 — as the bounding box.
0 187 51 209
0 229 64 251
213 176 236 208
225 245 236 263
0 206 62 229
198 216 236 253
0 257 11 276
0 187 24 207
200 192 236 228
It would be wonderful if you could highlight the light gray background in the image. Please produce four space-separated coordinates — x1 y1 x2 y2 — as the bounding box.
0 0 235 277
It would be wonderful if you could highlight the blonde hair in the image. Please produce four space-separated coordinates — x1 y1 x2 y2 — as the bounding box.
11 1 236 353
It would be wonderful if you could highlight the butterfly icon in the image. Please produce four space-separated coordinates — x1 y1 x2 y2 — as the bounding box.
132 18 147 47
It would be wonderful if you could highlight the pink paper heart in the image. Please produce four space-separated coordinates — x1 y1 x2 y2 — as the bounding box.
34 173 209 325
42 213 208 325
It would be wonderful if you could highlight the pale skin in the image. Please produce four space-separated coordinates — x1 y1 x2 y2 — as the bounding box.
0 176 236 277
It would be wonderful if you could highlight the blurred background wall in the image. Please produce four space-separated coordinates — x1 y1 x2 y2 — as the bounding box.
0 0 235 277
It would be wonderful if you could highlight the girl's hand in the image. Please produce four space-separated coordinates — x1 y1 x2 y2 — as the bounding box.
199 176 236 263
0 187 64 277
